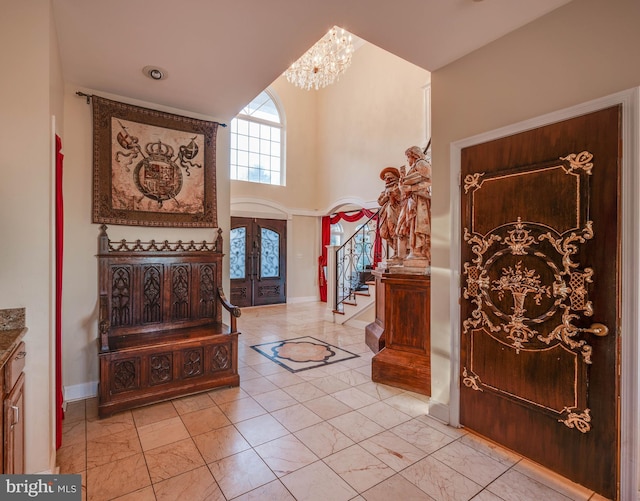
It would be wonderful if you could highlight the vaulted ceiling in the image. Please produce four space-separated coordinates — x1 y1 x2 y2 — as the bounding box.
52 0 572 120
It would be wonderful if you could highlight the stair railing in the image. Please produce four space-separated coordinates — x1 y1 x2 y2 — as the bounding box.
334 209 384 313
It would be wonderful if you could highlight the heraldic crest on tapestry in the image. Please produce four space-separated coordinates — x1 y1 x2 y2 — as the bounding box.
92 95 219 227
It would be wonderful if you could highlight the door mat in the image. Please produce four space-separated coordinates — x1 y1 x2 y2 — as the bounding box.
251 336 359 373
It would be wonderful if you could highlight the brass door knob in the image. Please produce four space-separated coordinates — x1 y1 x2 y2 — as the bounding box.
581 323 609 337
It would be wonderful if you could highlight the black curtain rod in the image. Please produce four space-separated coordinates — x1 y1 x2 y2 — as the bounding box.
75 91 227 127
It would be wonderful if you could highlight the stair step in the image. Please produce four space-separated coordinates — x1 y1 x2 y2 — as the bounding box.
342 300 357 306
354 291 370 297
332 309 345 315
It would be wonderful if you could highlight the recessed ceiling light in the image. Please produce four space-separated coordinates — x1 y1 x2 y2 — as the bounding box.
142 66 167 81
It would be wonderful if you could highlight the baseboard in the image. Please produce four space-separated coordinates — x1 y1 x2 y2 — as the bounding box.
64 381 98 402
428 401 450 424
287 296 318 304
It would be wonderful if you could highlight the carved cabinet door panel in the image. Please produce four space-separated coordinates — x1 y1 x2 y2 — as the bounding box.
460 106 621 499
230 217 286 307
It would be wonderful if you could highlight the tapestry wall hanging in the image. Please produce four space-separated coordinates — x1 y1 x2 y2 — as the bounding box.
92 95 219 227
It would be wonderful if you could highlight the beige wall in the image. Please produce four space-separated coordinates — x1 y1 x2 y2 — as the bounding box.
60 85 231 393
429 0 640 407
317 43 430 208
230 78 320 211
230 42 429 302
0 0 59 473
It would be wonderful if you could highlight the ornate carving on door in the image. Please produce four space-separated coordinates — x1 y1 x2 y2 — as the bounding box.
461 152 601 433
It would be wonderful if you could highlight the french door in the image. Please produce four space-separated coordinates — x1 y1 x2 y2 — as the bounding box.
459 106 621 499
230 217 286 307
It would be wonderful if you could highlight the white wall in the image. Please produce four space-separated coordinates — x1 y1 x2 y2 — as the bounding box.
0 0 60 474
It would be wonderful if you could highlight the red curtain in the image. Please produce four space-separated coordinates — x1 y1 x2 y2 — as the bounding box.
55 135 64 449
318 209 380 302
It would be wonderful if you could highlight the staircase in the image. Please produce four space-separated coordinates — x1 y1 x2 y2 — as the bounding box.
333 279 375 325
325 210 385 325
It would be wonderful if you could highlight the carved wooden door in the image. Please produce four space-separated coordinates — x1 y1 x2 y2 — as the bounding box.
230 217 286 307
460 106 621 499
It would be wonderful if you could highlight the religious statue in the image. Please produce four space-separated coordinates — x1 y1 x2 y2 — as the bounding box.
377 166 402 258
397 145 432 265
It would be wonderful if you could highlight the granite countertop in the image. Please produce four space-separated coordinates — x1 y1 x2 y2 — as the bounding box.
0 307 27 369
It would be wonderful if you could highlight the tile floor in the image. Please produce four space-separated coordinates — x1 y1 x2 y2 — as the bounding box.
57 301 610 501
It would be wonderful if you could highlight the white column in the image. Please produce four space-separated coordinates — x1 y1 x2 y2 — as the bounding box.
324 245 339 321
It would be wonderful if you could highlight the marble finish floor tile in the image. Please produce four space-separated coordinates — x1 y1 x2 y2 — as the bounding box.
180 405 231 436
283 381 328 402
153 465 225 501
131 401 178 428
280 460 357 501
391 418 457 455
271 403 324 432
112 486 157 501
86 412 135 441
217 395 267 423
86 453 150 501
328 411 385 442
401 455 483 501
360 430 427 471
57 442 87 474
487 469 576 501
362 473 436 500
86 427 142 469
137 416 190 451
192 424 251 463
143 437 204 483
294 421 355 458
302 394 352 420
252 388 299 412
324 444 395 493
233 479 296 500
355 381 405 400
331 387 380 410
235 413 290 446
207 385 249 405
255 434 319 476
265 371 306 388
171 392 216 415
432 440 510 487
209 449 277 499
357 400 412 429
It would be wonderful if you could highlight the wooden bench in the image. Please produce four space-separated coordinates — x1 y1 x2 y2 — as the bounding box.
96 225 240 417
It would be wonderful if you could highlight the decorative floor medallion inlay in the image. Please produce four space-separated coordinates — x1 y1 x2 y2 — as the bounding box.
251 336 359 373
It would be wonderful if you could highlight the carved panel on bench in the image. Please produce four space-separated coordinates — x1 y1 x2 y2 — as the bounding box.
182 348 203 378
111 266 132 327
112 358 139 393
143 265 163 324
150 353 173 385
211 344 231 371
171 265 191 320
199 264 217 318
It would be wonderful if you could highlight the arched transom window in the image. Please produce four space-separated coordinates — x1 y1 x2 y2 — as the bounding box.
230 90 285 185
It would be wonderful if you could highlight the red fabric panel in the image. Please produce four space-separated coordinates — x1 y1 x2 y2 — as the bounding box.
318 210 379 302
318 216 331 302
55 135 64 449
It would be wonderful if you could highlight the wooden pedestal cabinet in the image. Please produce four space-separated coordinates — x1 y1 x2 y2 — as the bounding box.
1 341 26 474
371 273 431 396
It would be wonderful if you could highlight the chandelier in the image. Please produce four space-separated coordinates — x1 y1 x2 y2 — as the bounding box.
284 26 354 91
